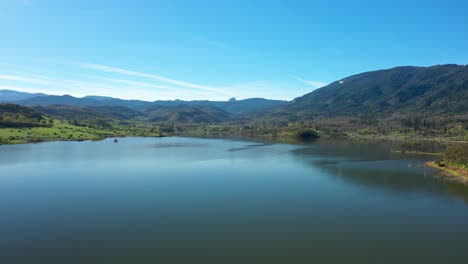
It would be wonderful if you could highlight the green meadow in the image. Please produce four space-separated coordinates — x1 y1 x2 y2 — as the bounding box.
0 120 115 145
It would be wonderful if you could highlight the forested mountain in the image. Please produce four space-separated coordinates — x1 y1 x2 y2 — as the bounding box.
32 105 146 121
29 104 231 124
145 105 231 123
12 93 286 114
273 64 468 120
150 98 286 115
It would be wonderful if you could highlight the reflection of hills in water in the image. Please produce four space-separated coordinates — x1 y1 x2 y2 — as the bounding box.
292 139 445 161
227 143 269 152
147 143 209 148
290 139 468 203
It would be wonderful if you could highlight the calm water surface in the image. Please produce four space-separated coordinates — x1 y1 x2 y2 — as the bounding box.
0 137 467 263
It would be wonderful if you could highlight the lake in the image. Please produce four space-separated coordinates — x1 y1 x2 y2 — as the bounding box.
0 137 467 263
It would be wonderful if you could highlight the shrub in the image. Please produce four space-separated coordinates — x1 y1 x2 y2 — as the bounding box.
358 128 373 135
298 130 319 140
444 145 468 167
28 138 43 143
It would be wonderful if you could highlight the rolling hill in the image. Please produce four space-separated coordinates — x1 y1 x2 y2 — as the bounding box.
0 103 46 127
149 98 287 115
145 105 232 123
33 105 146 121
30 104 232 124
12 93 286 115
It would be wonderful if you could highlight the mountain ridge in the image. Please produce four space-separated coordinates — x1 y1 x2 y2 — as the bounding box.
9 92 286 115
272 64 468 120
0 90 48 102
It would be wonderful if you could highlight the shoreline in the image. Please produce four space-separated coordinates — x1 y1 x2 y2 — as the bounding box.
426 161 468 185
391 150 442 156
1 130 467 147
0 134 167 146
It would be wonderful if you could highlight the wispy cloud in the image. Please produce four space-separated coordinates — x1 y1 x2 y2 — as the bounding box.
0 74 127 97
89 76 171 91
0 74 52 85
0 71 224 101
77 62 223 94
193 36 230 49
0 61 309 101
294 76 327 89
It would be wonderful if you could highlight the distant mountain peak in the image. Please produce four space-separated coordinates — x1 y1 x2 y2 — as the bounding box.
228 97 237 102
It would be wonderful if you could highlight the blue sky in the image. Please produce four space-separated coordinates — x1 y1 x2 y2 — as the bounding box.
0 0 467 101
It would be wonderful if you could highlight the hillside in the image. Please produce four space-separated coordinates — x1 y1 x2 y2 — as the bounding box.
32 104 233 124
151 98 286 115
145 105 231 123
83 96 153 109
0 103 47 127
33 105 146 121
275 64 468 119
0 104 164 145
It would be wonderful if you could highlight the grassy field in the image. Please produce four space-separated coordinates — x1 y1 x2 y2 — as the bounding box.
0 120 164 145
0 120 113 144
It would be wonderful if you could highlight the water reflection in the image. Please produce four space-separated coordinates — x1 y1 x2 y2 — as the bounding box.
290 139 468 202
